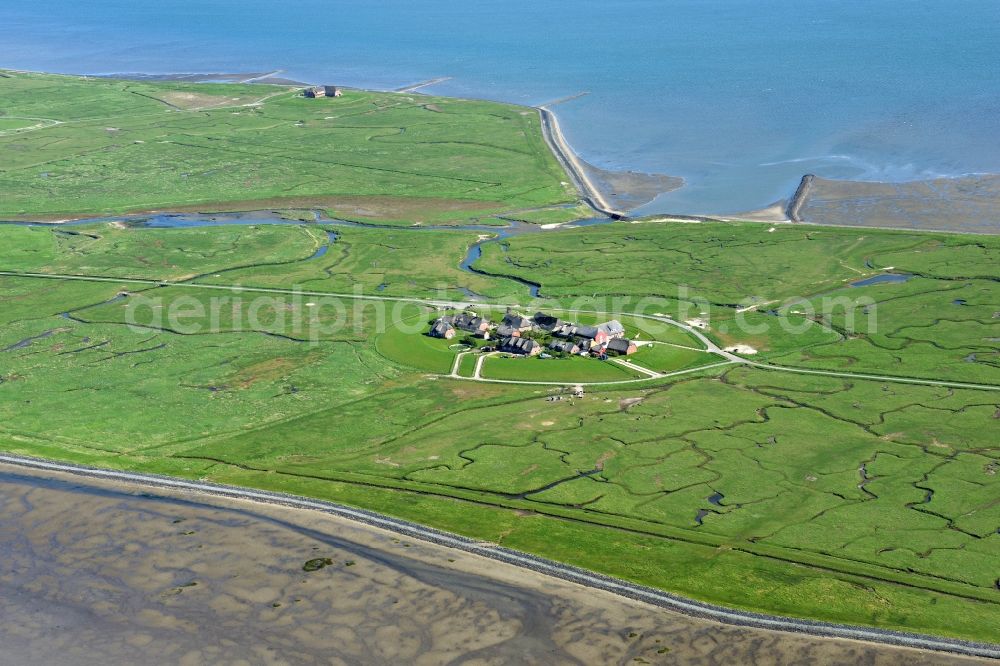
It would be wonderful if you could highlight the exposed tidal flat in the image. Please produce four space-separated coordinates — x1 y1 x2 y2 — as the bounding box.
0 465 986 666
793 175 1000 235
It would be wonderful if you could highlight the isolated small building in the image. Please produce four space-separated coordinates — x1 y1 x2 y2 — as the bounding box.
303 85 343 98
607 338 638 355
499 336 541 356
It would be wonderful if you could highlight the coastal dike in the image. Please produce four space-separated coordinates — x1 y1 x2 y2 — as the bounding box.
786 173 815 222
537 106 627 220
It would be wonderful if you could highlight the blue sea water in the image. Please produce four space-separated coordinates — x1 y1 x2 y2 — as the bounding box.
2 0 999 215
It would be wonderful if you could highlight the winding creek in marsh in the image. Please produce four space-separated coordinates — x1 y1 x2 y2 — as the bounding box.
0 465 985 665
4 209 615 299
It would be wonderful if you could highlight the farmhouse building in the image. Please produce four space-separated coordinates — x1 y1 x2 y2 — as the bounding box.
428 311 491 339
429 320 456 339
532 312 562 331
499 336 541 356
450 312 491 334
495 324 521 338
324 85 343 97
597 320 626 339
573 325 609 345
501 309 534 332
607 338 638 355
426 308 635 360
552 323 573 338
548 340 580 354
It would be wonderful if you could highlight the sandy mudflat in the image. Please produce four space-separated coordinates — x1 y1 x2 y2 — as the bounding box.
581 161 684 213
0 464 986 665
797 175 1000 234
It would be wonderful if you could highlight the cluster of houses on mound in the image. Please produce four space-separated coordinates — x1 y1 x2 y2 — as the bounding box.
429 309 638 357
302 85 343 98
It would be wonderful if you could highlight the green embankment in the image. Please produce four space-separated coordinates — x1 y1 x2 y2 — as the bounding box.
630 343 714 373
480 355 642 383
373 312 463 374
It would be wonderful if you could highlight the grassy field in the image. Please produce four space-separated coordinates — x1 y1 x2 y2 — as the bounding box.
480 355 643 382
456 353 478 378
1 217 996 642
0 71 576 222
375 314 461 374
630 343 715 373
477 220 1000 384
764 275 1000 383
1 221 321 280
1 75 998 644
496 204 595 225
2 296 997 641
200 224 529 300
479 219 998 303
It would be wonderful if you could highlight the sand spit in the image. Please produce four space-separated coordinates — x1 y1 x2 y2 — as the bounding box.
580 161 684 213
0 464 987 665
731 201 792 223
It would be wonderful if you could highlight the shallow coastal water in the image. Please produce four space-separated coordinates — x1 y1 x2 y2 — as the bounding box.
0 465 986 665
3 0 999 215
850 274 913 288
